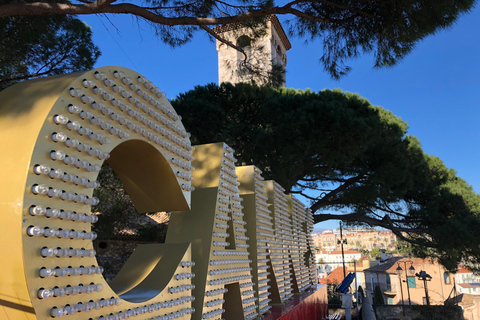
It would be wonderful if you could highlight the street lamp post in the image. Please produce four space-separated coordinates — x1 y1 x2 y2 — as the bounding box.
416 270 432 305
396 261 415 305
337 222 348 279
396 272 406 316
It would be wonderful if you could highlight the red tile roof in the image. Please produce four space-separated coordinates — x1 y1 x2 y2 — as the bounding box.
319 267 348 285
457 268 473 274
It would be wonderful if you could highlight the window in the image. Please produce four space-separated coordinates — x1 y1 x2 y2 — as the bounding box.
236 35 252 48
407 276 416 288
444 272 451 284
388 297 394 305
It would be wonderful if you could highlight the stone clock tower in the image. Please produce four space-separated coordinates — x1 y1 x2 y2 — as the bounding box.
214 15 291 87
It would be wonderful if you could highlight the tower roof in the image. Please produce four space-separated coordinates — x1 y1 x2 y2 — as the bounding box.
212 15 291 51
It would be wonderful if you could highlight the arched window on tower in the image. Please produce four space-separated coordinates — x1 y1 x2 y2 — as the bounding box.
237 35 252 48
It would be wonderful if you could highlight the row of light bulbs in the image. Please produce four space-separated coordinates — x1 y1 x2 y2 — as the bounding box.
205 288 228 297
212 241 230 247
34 164 100 189
39 265 103 278
242 304 256 313
209 259 251 266
168 284 195 294
215 213 231 221
205 298 224 308
174 272 195 280
201 307 225 319
259 305 272 313
219 165 237 179
27 226 97 240
180 261 195 267
31 183 99 205
29 206 98 223
258 284 271 292
212 232 229 238
209 267 252 276
50 296 121 317
234 228 247 234
212 250 250 256
38 282 103 299
40 246 96 258
208 274 252 286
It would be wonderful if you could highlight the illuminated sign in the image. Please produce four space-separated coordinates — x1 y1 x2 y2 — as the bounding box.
0 67 316 320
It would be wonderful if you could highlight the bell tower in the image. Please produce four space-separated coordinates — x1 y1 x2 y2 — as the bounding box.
214 15 291 87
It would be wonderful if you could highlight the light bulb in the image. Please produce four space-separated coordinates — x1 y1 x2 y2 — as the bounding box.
50 307 66 318
51 132 68 143
46 188 62 198
48 169 64 179
50 150 66 161
66 121 81 130
83 79 96 88
31 184 48 195
33 164 50 175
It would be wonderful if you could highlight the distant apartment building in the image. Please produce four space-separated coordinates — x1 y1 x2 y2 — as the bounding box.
316 250 362 265
312 228 397 251
456 266 480 284
458 283 480 295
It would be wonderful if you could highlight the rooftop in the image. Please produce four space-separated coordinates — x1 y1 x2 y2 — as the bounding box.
364 257 434 274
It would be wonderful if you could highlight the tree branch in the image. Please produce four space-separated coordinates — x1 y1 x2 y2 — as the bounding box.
310 175 365 212
200 25 247 60
0 2 343 25
285 0 376 19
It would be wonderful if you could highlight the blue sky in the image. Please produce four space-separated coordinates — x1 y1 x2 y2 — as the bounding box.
81 5 480 230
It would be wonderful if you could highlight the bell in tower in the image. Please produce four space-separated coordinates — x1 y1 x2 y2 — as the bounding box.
214 15 291 87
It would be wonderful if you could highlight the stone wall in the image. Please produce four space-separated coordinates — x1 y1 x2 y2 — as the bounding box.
375 305 463 320
328 307 359 319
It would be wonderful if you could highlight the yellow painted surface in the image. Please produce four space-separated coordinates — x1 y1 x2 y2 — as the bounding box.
168 143 257 320
0 67 193 319
0 68 318 320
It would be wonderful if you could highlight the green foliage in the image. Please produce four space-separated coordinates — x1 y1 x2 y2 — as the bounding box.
92 162 168 242
92 162 138 238
137 223 168 242
291 0 476 78
172 83 480 272
0 0 100 90
374 285 384 305
327 283 342 306
397 240 413 257
370 248 382 260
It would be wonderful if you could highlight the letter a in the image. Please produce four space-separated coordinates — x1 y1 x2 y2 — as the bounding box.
167 142 257 320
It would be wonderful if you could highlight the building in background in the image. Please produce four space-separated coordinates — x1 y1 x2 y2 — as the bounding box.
363 257 456 306
312 228 398 251
456 266 480 284
458 284 480 295
215 15 291 87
